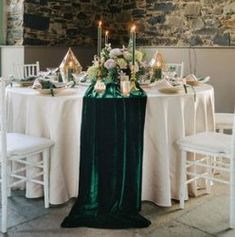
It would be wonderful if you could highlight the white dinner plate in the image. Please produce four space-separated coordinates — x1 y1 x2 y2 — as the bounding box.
158 86 183 94
77 81 91 86
36 88 65 95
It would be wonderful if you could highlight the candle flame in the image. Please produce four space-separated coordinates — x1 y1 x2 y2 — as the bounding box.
131 25 136 32
98 21 102 27
105 30 109 36
69 61 73 68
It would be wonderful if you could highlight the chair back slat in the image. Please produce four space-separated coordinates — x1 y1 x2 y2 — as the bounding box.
23 61 40 78
164 62 184 78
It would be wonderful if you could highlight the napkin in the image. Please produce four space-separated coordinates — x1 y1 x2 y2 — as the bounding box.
32 79 56 90
150 79 173 88
185 74 197 81
185 74 210 86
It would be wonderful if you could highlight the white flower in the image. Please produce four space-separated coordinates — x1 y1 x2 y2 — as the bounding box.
104 59 116 70
109 48 123 58
123 51 132 61
116 58 128 69
135 50 143 62
87 66 99 80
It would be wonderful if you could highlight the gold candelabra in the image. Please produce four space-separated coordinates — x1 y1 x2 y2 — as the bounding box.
130 64 138 91
94 57 106 93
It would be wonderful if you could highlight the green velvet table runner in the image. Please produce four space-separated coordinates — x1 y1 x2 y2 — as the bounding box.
61 83 151 228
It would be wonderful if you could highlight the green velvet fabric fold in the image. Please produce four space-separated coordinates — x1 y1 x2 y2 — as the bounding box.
61 83 151 229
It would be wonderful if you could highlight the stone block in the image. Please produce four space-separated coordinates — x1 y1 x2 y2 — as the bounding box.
224 2 235 15
108 4 122 13
24 14 50 31
188 35 203 46
222 18 235 29
123 3 136 10
66 28 78 37
24 37 49 45
63 13 73 20
184 3 201 17
25 0 48 5
147 16 165 25
132 9 146 18
213 33 230 46
154 3 174 13
166 16 185 28
115 12 132 22
49 23 64 34
195 27 217 35
77 12 88 20
191 18 204 30
213 7 223 15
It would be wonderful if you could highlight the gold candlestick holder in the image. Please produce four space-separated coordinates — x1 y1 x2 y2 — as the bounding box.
94 57 106 93
130 64 138 91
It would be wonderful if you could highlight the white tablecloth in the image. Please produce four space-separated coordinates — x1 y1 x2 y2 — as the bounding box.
7 84 214 206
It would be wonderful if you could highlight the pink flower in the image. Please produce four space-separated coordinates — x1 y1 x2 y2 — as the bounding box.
104 59 116 70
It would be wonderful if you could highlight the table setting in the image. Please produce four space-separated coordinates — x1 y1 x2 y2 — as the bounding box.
6 21 215 230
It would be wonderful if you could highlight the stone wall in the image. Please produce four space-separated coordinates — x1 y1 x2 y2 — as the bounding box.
6 0 235 46
7 0 24 45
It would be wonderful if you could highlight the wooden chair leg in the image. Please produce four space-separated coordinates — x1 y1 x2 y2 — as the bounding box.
43 149 50 208
179 150 187 209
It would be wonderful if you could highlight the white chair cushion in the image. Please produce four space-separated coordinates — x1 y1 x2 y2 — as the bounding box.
215 113 234 128
177 132 232 155
6 133 54 157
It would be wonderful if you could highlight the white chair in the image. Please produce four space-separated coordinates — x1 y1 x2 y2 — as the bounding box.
215 113 233 169
24 61 40 77
177 114 235 228
165 62 184 79
0 78 54 233
215 113 234 133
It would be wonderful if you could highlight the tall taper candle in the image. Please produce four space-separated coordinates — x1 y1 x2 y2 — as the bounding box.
105 31 109 45
131 25 136 66
97 21 102 57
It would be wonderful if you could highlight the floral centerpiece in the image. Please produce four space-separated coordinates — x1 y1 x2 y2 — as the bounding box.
87 44 147 86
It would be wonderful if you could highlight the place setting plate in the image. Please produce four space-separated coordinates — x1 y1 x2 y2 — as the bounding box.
36 88 65 95
158 86 183 94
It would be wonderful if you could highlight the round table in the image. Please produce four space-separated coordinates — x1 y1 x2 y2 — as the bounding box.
7 84 215 206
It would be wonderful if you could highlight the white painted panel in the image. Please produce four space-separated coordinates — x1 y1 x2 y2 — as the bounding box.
1 46 24 78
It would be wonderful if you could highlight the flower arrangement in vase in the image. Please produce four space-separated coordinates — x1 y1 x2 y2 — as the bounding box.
87 44 147 93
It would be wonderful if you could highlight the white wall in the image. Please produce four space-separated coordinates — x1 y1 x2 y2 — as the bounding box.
141 47 235 113
1 46 234 113
0 46 24 78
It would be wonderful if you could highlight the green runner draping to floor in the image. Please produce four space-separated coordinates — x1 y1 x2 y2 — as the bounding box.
61 83 151 228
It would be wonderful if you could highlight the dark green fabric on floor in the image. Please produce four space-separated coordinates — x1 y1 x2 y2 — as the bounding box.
61 83 151 228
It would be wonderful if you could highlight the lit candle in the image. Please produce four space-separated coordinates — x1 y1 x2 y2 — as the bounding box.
121 80 131 96
105 31 109 45
69 61 74 68
155 60 162 80
67 60 74 81
131 25 136 66
156 60 161 68
97 21 102 57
